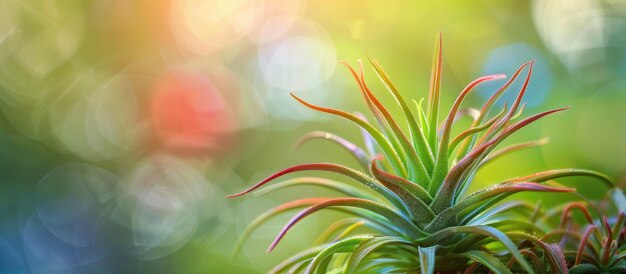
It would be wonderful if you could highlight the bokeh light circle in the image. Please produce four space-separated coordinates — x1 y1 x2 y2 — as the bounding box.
247 0 306 44
477 43 552 108
257 18 336 91
150 70 238 156
170 0 264 55
49 69 140 161
118 154 228 259
36 163 119 248
254 18 342 126
532 0 626 86
23 216 107 274
0 1 85 79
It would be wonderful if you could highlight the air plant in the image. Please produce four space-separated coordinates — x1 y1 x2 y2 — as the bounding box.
229 34 612 273
537 188 626 273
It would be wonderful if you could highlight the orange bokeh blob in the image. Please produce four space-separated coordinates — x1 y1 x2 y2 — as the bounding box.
150 71 237 156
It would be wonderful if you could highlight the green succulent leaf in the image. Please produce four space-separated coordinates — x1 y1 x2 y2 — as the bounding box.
368 156 435 223
329 220 366 242
270 245 328 274
448 106 505 156
305 235 373 274
431 106 570 212
413 98 429 134
268 198 424 252
504 169 613 188
429 74 506 196
428 182 574 231
343 236 416 274
454 250 512 274
420 225 535 274
357 61 428 184
418 246 436 274
569 263 601 274
427 33 443 152
315 218 379 245
368 57 434 172
370 156 432 203
231 34 615 274
519 249 545 273
232 198 331 256
467 201 534 225
508 232 568 274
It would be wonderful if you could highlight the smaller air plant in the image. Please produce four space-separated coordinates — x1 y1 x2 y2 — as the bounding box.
229 34 613 273
537 188 626 273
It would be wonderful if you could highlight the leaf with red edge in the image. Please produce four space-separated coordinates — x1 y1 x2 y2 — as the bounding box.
518 250 544 272
370 156 432 203
232 198 330 256
429 74 505 196
253 177 376 200
338 61 384 126
368 57 434 171
370 156 435 223
559 202 595 229
357 59 428 183
457 61 532 158
601 216 614 264
448 105 506 156
507 232 568 274
305 235 374 273
476 61 535 147
268 198 424 252
576 225 598 265
427 32 443 151
431 106 570 213
503 168 613 188
227 163 413 217
290 93 407 176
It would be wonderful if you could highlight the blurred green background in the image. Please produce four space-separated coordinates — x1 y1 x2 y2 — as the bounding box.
0 0 625 273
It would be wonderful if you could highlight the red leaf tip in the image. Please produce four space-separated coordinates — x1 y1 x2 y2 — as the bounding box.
226 193 242 198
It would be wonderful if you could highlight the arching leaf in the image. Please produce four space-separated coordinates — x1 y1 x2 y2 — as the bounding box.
268 198 423 252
